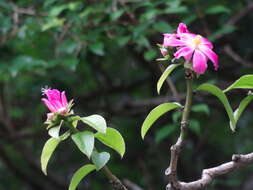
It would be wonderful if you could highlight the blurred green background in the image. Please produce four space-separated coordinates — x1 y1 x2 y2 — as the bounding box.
0 0 253 189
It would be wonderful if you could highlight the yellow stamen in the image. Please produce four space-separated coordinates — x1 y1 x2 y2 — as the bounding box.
193 35 202 46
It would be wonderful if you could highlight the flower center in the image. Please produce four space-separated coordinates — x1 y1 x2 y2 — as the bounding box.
193 35 202 48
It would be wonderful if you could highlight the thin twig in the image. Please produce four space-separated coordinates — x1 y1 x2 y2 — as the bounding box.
223 45 253 68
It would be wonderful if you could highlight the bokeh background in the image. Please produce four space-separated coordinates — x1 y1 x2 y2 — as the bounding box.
0 0 253 189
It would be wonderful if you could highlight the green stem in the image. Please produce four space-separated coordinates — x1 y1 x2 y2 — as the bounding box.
66 120 128 190
166 71 193 189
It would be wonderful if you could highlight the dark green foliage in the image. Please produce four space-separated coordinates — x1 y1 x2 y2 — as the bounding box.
0 0 253 189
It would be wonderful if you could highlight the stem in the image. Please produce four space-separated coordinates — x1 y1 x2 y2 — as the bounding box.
66 120 128 190
165 71 193 189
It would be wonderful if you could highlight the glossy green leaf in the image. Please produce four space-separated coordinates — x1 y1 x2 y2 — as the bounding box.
68 164 96 190
223 75 253 92
71 131 94 158
157 64 180 94
91 151 110 171
95 128 125 157
230 94 253 129
80 115 107 134
48 125 61 139
141 102 182 139
196 83 236 131
41 137 61 175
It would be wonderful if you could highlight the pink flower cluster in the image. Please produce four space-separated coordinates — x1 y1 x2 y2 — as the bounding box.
162 23 218 74
42 88 69 119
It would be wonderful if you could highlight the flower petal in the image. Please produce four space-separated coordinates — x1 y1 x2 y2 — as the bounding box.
200 36 213 49
199 45 218 70
42 98 57 112
174 47 194 61
163 38 186 47
45 89 61 101
193 50 208 74
177 23 189 35
61 91 68 107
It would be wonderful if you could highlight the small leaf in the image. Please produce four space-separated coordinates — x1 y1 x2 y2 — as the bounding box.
71 131 95 158
144 49 157 61
231 94 253 128
192 104 210 115
41 138 61 175
141 102 182 139
206 5 230 14
48 125 61 138
95 128 125 157
155 124 176 144
196 83 236 131
91 151 110 170
157 64 180 94
89 42 104 56
223 75 253 92
80 115 107 134
68 164 96 190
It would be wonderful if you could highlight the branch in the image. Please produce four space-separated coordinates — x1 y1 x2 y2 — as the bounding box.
223 45 253 68
166 153 253 190
102 166 128 190
165 70 193 189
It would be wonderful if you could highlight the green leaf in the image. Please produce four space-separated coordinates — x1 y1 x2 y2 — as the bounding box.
232 94 253 126
68 164 96 190
206 5 230 15
91 151 110 170
80 115 107 134
223 75 253 92
141 102 182 139
192 104 210 115
189 120 201 135
157 64 180 94
89 42 104 56
95 128 125 157
155 124 176 144
41 138 61 175
144 49 157 61
48 125 61 139
71 131 95 158
196 83 236 131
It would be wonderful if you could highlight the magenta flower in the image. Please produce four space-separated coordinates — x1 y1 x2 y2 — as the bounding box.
41 88 69 119
162 23 218 74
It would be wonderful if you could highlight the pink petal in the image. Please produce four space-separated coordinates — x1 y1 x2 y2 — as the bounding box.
45 89 61 101
199 45 218 70
193 50 208 74
163 37 186 47
200 36 213 49
50 100 63 110
177 23 189 35
42 98 57 112
61 91 68 107
174 47 194 61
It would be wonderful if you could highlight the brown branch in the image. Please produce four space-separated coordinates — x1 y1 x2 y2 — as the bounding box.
166 153 253 190
123 179 143 190
102 166 128 190
223 45 253 68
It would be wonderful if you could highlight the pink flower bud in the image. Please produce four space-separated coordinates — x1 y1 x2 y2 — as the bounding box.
160 47 168 57
41 88 70 119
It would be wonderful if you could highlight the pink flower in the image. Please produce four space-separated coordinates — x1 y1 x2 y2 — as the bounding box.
162 23 218 74
41 88 69 119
